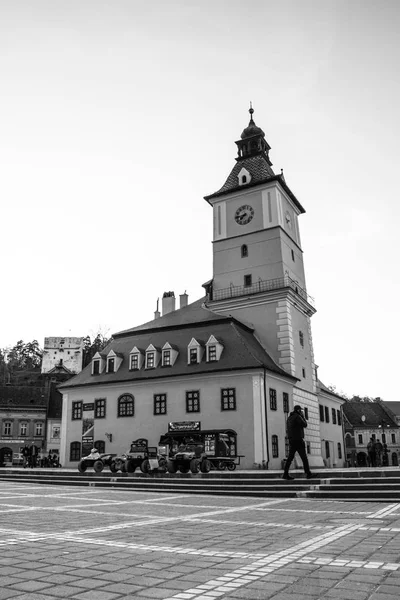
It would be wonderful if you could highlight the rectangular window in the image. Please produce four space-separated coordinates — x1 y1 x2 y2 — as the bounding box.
358 434 363 444
319 405 325 422
72 401 83 420
291 249 295 261
189 348 198 364
382 433 386 444
338 442 342 459
324 406 330 423
299 331 304 348
221 388 236 411
162 350 171 366
70 442 81 462
304 407 308 420
3 422 11 436
146 352 155 368
302 368 306 378
269 388 277 410
392 433 396 444
272 435 279 458
154 394 167 415
20 423 27 436
244 274 252 287
186 390 200 413
130 354 139 370
325 440 330 458
35 422 43 436
283 392 289 413
92 360 100 375
207 346 217 362
337 410 342 426
332 408 337 424
107 358 115 373
371 433 376 440
95 398 106 419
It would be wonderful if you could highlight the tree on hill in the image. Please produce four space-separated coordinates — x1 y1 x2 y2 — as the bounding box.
5 340 43 371
82 330 111 367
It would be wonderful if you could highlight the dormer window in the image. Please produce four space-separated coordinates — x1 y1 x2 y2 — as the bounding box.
129 346 144 370
163 350 171 366
106 349 123 373
238 167 251 187
208 346 217 361
145 344 161 369
91 352 105 375
162 342 178 367
206 335 224 362
187 338 204 365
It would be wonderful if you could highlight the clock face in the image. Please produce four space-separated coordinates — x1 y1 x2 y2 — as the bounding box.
285 211 292 229
235 204 254 225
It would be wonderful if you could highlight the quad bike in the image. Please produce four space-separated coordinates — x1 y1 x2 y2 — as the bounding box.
77 452 117 474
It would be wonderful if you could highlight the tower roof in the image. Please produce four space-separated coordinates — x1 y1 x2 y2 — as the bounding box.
204 106 305 213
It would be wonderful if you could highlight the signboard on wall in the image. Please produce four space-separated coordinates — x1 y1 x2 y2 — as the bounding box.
82 404 94 456
168 421 201 433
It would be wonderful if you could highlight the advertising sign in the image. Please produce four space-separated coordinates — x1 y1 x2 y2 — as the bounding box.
168 421 201 433
82 404 95 457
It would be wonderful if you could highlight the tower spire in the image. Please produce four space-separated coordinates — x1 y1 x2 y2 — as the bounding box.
235 105 272 165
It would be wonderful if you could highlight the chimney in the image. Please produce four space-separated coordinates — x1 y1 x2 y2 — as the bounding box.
162 291 175 316
154 298 160 320
179 291 188 309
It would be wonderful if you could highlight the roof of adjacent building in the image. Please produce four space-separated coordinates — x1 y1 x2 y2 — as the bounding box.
382 401 400 416
342 401 399 428
59 299 296 390
0 385 47 408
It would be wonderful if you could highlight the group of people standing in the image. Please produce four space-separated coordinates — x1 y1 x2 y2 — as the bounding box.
367 437 389 467
21 444 61 468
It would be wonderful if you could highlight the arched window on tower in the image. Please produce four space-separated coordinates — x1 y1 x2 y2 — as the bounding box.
241 244 248 258
241 175 247 184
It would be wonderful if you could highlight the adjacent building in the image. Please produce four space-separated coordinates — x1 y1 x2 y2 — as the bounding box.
342 401 399 466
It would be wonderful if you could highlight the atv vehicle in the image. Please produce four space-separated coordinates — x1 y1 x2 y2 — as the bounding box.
160 427 244 472
139 444 168 473
77 452 117 474
166 439 211 474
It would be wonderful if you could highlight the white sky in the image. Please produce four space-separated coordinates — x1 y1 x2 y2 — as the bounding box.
1 0 399 400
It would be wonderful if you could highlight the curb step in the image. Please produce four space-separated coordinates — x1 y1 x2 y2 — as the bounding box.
0 469 400 502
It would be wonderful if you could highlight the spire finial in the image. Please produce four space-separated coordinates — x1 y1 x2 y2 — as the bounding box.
249 101 254 119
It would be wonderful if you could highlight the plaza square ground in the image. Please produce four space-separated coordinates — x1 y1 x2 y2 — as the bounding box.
1 482 400 599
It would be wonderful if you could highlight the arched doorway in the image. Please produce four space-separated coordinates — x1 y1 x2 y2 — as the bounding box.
357 451 367 467
392 452 398 466
0 447 13 467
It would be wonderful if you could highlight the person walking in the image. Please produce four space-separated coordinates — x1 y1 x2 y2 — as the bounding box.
282 405 314 480
367 437 377 467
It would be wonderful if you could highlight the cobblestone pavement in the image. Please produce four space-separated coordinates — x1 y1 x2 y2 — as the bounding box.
1 482 400 599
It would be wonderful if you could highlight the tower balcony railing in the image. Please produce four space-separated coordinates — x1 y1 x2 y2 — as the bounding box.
212 275 315 308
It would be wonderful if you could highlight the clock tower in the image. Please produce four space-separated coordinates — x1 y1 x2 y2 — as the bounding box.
204 107 323 466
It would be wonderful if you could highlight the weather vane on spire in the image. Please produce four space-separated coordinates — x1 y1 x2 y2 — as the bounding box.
249 101 254 117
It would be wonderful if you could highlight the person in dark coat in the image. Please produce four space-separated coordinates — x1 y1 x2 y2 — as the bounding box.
282 405 314 480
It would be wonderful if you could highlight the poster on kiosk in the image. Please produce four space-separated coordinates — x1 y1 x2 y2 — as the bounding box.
82 403 94 457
